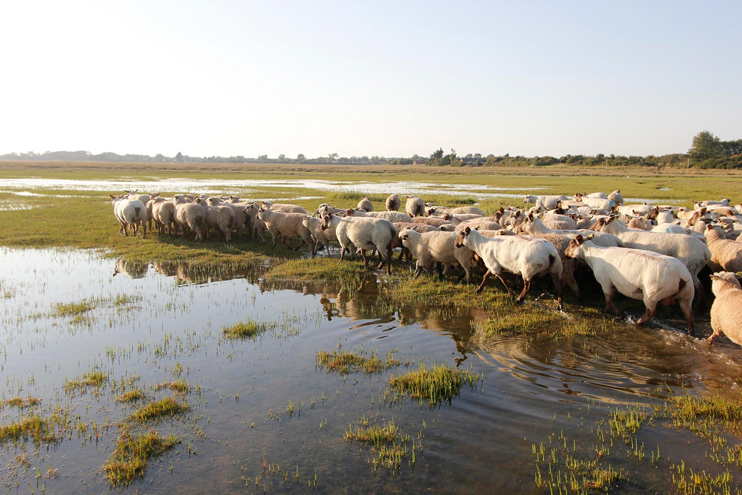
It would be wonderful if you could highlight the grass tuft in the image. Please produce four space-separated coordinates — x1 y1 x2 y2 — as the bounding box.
103 430 179 487
53 300 95 317
116 389 146 403
0 396 41 409
316 348 399 375
155 380 190 393
63 370 108 392
222 319 270 339
389 363 481 405
0 414 58 444
128 397 188 423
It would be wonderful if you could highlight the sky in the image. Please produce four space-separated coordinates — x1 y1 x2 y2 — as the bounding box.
1 1 740 159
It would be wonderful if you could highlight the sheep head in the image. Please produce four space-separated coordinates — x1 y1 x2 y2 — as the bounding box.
454 226 471 248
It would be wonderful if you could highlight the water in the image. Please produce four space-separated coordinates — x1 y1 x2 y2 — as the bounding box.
1 248 741 493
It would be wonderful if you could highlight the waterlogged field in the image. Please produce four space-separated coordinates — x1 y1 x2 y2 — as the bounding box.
1 165 742 493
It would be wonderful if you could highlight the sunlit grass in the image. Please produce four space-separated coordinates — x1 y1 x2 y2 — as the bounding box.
0 414 58 444
116 389 147 403
63 370 108 392
128 397 188 423
103 430 179 487
316 348 399 375
0 396 41 409
222 319 270 339
389 363 481 405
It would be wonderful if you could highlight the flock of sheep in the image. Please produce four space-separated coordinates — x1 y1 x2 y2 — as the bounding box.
109 189 742 348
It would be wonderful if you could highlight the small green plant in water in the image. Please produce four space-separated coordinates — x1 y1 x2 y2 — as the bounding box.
316 348 399 375
0 414 58 444
222 319 269 339
155 380 190 393
63 370 108 392
116 389 146 403
53 300 96 317
128 397 188 423
103 430 179 487
388 363 481 405
0 396 41 409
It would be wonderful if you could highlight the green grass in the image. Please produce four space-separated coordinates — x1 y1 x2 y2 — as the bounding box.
388 363 481 405
63 370 108 392
344 417 415 473
0 414 58 444
128 397 188 423
0 396 41 409
53 300 96 317
316 348 399 375
116 389 147 403
661 394 742 437
222 318 270 339
155 381 190 393
103 430 179 487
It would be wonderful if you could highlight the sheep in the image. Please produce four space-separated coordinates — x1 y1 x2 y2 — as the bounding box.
656 209 675 224
196 199 235 242
446 213 482 223
150 198 175 235
427 206 486 217
707 272 742 345
564 235 694 333
342 209 413 223
110 195 147 238
455 219 502 232
523 195 569 210
321 213 396 273
575 194 615 211
607 190 624 204
617 204 653 216
454 227 563 308
261 201 308 214
586 192 608 199
386 194 401 211
530 232 581 298
594 217 711 301
697 199 731 207
243 203 267 242
172 194 206 240
651 223 688 235
413 216 452 228
521 214 623 248
399 229 473 282
704 224 742 272
125 190 152 206
314 203 345 216
541 214 577 231
405 196 426 217
628 217 654 230
391 222 439 262
303 216 337 256
258 208 314 252
357 197 373 212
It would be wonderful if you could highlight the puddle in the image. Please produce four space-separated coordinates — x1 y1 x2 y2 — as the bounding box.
1 247 741 493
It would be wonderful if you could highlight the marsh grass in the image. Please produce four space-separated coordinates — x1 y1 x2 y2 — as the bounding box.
114 294 142 306
562 455 624 491
128 397 188 423
63 370 108 392
0 414 58 444
0 396 41 409
388 364 481 405
661 394 742 437
316 348 399 375
116 389 147 403
344 417 414 473
222 319 271 339
264 257 367 285
155 381 190 393
53 300 95 317
103 430 179 487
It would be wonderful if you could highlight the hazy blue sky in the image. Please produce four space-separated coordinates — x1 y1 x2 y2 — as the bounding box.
1 1 740 158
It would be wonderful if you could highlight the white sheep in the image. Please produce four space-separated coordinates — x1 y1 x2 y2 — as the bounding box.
150 197 176 235
386 194 401 211
321 214 396 273
261 201 308 214
575 194 615 211
303 215 337 256
196 199 235 242
523 195 569 210
110 195 147 238
521 214 623 248
258 208 314 251
454 227 563 308
586 192 608 199
704 224 742 272
707 272 742 346
565 235 695 333
617 204 653 216
356 197 373 212
428 206 486 217
594 217 711 301
172 194 206 240
399 229 473 282
607 190 624 204
342 209 413 223
405 196 426 217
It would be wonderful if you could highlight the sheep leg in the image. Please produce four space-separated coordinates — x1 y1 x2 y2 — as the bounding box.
680 299 695 335
601 285 622 315
383 240 392 274
706 328 721 345
361 249 369 267
516 278 532 304
476 270 492 294
495 274 514 297
142 221 147 239
436 262 444 281
551 272 563 310
634 304 657 326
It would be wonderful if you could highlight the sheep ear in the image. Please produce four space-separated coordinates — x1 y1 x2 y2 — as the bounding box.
706 224 713 230
499 207 504 213
474 226 480 230
109 194 116 199
464 226 471 234
575 235 584 244
515 211 521 218
528 213 534 222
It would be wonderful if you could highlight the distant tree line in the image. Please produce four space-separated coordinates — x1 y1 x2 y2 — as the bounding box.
2 131 739 169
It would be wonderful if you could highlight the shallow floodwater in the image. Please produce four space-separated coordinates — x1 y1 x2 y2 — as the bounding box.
1 248 741 493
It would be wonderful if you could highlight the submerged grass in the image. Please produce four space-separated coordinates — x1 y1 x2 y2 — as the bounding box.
116 389 147 403
316 348 399 375
661 394 742 437
0 396 41 409
103 430 179 487
222 318 270 339
128 397 188 423
63 370 108 392
389 363 482 405
0 414 58 444
53 299 96 317
155 380 190 393
344 417 416 473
